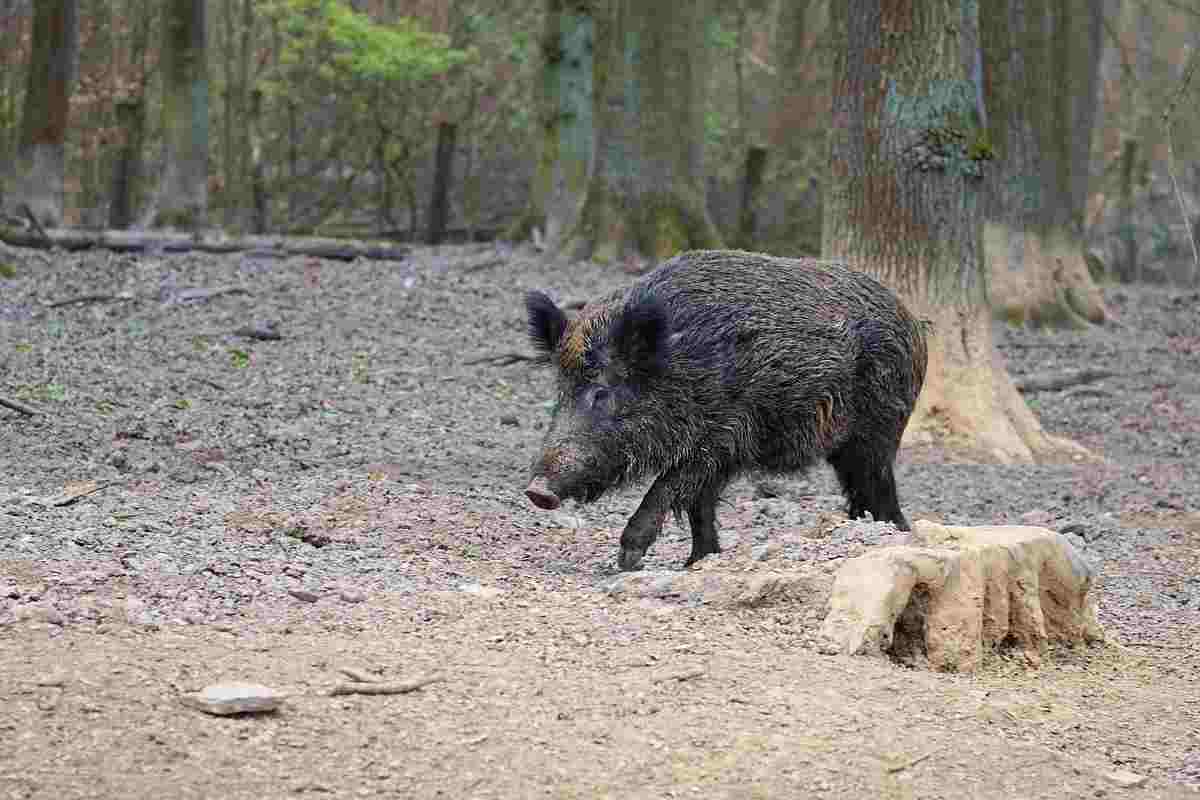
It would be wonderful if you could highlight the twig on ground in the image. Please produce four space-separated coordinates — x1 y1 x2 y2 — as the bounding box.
49 293 133 308
0 396 39 416
336 667 379 683
885 747 940 774
464 258 506 273
1123 640 1192 651
651 667 706 684
1015 367 1115 394
463 352 540 367
20 203 50 246
168 286 250 305
329 674 445 696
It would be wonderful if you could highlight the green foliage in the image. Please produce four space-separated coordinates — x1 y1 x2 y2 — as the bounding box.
265 0 470 88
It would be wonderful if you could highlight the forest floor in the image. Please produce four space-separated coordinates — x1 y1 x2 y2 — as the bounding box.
0 242 1198 799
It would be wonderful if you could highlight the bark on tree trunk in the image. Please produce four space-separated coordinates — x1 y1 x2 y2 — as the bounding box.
4 0 78 228
563 0 722 264
824 0 1086 464
426 122 457 246
108 99 145 229
144 0 209 229
736 146 768 249
768 0 829 256
507 0 594 247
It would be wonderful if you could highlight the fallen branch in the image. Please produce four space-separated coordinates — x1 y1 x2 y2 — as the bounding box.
1015 367 1114 394
0 396 39 416
48 293 132 308
0 225 409 262
463 352 540 367
329 673 445 696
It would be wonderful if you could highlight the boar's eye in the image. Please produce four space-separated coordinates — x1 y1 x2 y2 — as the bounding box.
585 385 615 415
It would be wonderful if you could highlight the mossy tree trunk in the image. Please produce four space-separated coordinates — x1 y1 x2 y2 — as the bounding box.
981 0 1108 328
4 0 78 228
563 0 722 264
824 0 1086 464
144 0 209 230
508 0 595 248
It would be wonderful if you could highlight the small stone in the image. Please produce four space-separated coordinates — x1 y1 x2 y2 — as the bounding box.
338 588 367 603
1105 769 1148 788
124 597 147 622
1020 509 1053 526
550 512 584 529
0 584 18 599
183 682 286 716
288 588 320 603
18 603 64 626
459 583 504 598
499 414 520 427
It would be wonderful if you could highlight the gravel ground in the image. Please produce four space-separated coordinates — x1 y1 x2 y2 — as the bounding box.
0 242 1197 798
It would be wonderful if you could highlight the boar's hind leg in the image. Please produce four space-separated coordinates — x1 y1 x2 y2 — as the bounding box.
684 479 726 567
827 437 909 531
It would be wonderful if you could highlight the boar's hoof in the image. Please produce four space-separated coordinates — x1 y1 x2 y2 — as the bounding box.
617 546 646 572
525 477 561 510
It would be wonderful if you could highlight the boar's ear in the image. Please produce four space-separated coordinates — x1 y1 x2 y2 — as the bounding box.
526 291 568 355
612 295 670 380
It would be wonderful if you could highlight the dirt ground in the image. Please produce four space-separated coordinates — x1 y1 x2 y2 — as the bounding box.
1 242 1198 799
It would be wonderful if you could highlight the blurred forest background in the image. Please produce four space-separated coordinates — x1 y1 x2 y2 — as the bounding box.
1 0 1198 287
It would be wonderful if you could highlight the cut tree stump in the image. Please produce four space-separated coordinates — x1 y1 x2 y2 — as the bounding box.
0 225 409 262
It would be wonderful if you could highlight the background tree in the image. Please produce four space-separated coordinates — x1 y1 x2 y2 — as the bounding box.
823 0 1082 463
144 0 209 229
981 0 1109 328
507 0 594 248
3 0 78 227
562 0 722 263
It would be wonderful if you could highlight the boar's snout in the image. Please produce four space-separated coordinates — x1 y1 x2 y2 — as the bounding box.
525 476 561 510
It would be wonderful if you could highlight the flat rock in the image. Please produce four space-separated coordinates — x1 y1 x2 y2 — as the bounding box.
1105 769 1148 788
817 521 1105 671
183 682 287 716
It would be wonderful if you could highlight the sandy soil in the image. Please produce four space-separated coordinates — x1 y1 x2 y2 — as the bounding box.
1 242 1197 798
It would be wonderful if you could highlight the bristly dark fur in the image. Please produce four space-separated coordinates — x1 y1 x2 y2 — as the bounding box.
525 290 567 356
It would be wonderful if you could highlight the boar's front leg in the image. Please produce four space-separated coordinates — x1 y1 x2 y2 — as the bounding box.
618 469 728 570
617 472 681 571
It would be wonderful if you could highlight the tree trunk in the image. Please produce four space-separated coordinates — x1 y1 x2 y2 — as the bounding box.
735 145 768 249
982 0 1108 327
248 88 268 234
564 0 722 264
426 122 457 246
1119 137 1138 283
108 99 145 229
507 0 594 247
824 0 1085 464
144 0 209 229
767 0 830 255
4 0 78 228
